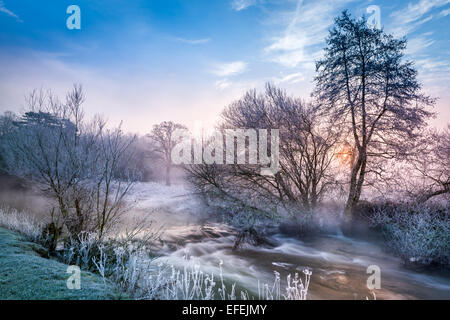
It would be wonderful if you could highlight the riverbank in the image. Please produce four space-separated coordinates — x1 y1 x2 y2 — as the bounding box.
0 227 121 300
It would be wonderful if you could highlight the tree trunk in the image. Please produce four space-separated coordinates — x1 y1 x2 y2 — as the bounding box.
344 150 367 219
165 164 171 186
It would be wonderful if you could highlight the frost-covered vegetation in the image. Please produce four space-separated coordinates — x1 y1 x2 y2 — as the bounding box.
85 245 312 300
0 206 43 242
364 202 449 268
0 206 311 300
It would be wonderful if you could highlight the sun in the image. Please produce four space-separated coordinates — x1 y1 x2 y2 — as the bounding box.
337 143 354 165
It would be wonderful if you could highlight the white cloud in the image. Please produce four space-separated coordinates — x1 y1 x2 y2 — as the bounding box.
0 0 21 22
274 72 305 84
416 57 450 71
406 34 435 55
231 0 258 11
215 79 233 90
391 0 449 24
210 61 248 77
265 0 448 68
264 0 355 68
385 0 450 104
439 7 450 16
173 37 211 45
389 0 450 36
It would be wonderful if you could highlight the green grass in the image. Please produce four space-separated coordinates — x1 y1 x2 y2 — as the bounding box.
0 227 124 300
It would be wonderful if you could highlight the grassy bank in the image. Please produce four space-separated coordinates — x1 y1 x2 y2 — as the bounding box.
0 227 121 300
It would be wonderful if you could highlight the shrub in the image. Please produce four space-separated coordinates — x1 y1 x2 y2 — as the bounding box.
59 231 159 297
366 202 449 267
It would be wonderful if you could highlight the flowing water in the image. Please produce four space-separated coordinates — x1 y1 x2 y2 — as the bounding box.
129 182 450 300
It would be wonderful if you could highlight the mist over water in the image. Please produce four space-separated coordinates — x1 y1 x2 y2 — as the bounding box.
126 182 450 300
0 174 54 219
1 178 448 300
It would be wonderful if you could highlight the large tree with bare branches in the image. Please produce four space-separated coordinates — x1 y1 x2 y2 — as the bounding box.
186 84 340 219
314 11 435 218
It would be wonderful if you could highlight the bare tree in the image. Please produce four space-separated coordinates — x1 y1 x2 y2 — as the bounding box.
1 85 139 240
147 121 186 186
186 84 340 219
222 84 340 211
314 11 434 218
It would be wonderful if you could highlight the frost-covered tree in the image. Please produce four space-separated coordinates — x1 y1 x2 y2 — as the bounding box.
1 85 139 239
147 121 186 186
187 84 340 217
0 111 17 172
221 84 340 211
314 11 434 218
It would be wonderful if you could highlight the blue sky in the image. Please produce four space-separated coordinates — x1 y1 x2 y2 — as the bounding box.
0 0 449 133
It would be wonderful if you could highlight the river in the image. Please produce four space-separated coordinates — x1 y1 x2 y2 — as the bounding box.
129 182 450 300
